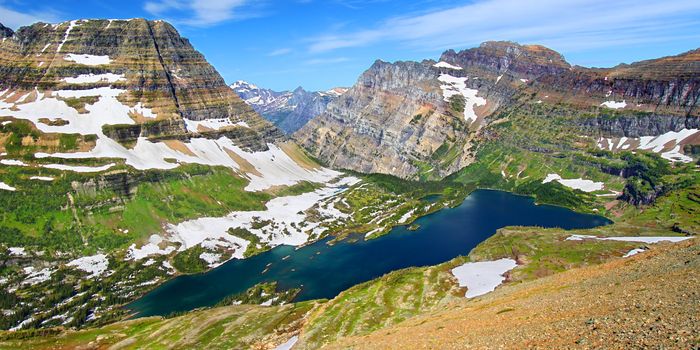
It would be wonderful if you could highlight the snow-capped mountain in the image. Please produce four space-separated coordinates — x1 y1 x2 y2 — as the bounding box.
231 80 347 133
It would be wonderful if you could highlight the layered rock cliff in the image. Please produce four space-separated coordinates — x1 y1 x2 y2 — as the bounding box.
231 80 346 133
296 59 477 180
0 19 281 147
296 41 699 180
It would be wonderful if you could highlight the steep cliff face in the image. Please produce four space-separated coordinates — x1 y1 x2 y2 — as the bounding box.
0 19 341 189
231 80 345 133
296 59 481 180
0 19 280 145
295 42 567 180
296 42 699 180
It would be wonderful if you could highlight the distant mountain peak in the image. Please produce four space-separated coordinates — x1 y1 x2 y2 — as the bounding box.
230 81 347 133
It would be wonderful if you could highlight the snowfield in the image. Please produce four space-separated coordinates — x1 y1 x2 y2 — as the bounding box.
433 61 463 70
451 258 518 298
67 254 109 278
1 84 340 191
184 117 243 132
30 176 55 181
42 163 116 173
38 137 340 191
127 176 359 262
0 159 28 166
0 181 16 191
127 234 176 261
62 73 125 84
542 173 604 192
22 266 53 285
596 129 698 163
64 53 112 66
437 73 486 124
600 100 627 109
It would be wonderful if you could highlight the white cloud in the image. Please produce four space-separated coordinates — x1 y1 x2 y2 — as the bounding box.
144 0 255 27
305 57 350 65
268 48 292 56
0 5 61 29
307 0 700 53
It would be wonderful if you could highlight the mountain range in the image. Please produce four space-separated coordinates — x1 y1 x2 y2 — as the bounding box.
296 41 700 180
0 18 697 349
231 80 346 133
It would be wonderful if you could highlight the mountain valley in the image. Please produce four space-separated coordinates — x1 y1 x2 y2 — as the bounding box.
0 15 697 350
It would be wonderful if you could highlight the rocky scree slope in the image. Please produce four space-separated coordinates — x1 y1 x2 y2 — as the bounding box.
325 238 699 349
231 80 346 133
296 41 700 180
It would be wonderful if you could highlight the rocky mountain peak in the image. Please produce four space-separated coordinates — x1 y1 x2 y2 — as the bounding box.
0 22 13 38
0 18 282 152
440 41 570 77
231 80 343 133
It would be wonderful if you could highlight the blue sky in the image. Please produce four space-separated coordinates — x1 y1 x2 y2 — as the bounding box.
2 0 700 91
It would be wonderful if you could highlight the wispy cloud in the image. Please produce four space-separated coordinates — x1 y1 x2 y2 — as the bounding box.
0 4 61 29
144 0 261 27
305 57 350 65
307 0 700 53
268 48 292 56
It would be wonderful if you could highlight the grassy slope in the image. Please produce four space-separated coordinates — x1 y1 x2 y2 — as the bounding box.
325 238 699 349
2 95 698 344
0 301 319 349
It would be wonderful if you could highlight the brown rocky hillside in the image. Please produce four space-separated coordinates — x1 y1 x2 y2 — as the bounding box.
324 238 699 349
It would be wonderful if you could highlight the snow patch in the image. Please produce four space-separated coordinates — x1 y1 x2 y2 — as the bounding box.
64 54 112 66
199 252 222 268
451 258 518 298
30 176 54 181
623 248 646 257
398 209 415 224
437 73 486 124
596 129 698 163
131 102 157 119
42 163 115 173
8 247 26 256
56 20 78 53
127 234 176 260
542 173 604 192
433 61 463 70
166 176 359 261
0 181 16 191
67 254 109 278
62 73 125 84
184 118 237 132
0 159 28 166
23 267 52 285
600 100 626 109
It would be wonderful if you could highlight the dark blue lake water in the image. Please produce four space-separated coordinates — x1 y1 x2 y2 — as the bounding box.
128 189 611 317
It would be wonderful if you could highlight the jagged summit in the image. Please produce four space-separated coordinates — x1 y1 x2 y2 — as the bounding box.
231 80 346 133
